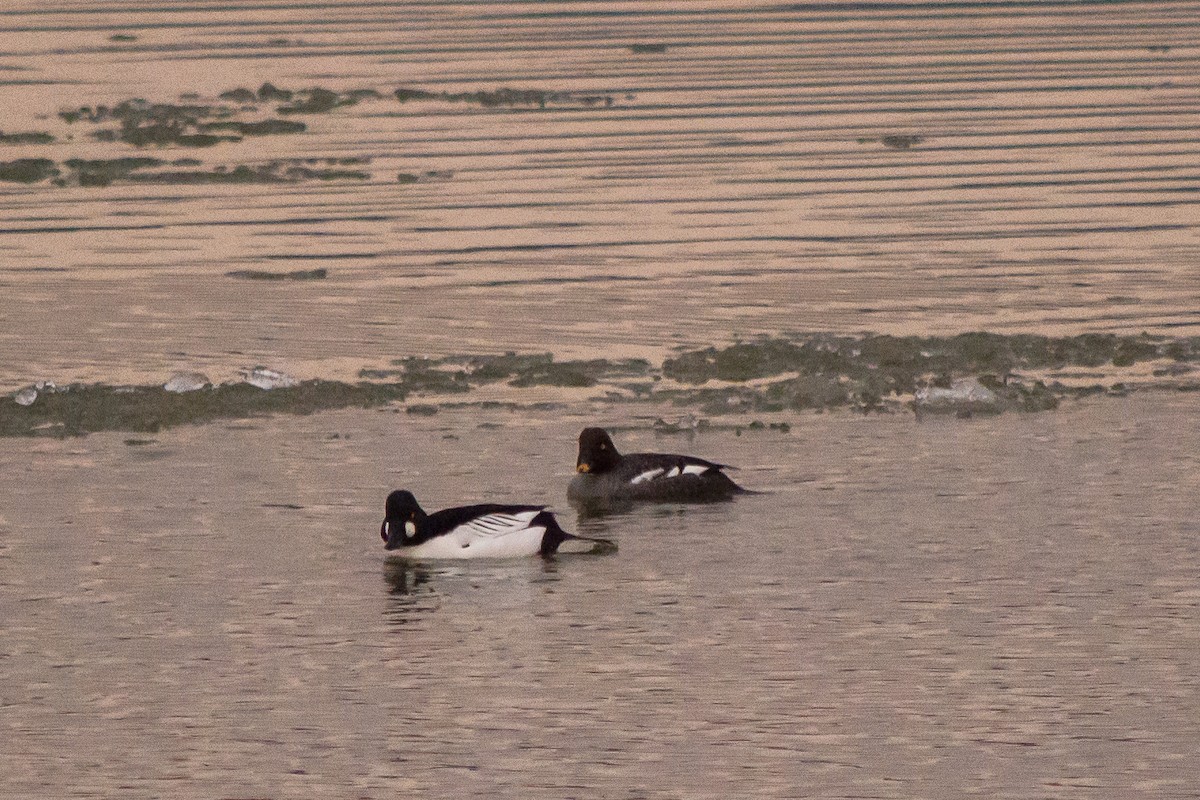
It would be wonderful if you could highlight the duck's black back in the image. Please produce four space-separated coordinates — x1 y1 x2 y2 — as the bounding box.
425 503 546 535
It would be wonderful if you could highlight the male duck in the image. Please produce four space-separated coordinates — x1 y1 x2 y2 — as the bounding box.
381 490 614 559
568 427 749 506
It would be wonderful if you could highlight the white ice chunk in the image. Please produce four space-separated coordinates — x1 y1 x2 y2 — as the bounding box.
243 367 299 390
163 372 211 393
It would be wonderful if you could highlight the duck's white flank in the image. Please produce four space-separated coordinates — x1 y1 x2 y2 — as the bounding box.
396 510 548 559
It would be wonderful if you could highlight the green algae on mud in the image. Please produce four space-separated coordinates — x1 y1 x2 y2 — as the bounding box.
5 335 1197 437
0 352 643 438
197 119 307 136
362 353 652 389
58 86 370 147
0 158 59 183
0 353 652 438
128 162 370 184
663 333 1199 384
661 332 1200 415
226 268 328 281
857 134 925 149
276 87 381 114
17 80 627 191
38 86 377 188
0 131 55 145
24 158 373 188
506 358 652 388
1 381 410 438
59 157 163 187
451 353 651 388
394 86 619 108
60 99 238 147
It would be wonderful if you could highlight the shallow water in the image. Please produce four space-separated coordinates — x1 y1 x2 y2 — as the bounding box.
2 2 1200 389
2 394 1199 797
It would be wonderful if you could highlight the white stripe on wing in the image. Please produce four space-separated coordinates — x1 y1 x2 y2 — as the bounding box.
630 467 666 485
457 509 541 538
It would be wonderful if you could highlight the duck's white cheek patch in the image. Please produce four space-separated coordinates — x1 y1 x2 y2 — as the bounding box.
404 521 417 536
630 467 665 485
682 464 709 476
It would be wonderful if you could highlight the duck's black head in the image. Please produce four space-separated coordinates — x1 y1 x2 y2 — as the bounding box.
576 427 621 475
381 490 426 549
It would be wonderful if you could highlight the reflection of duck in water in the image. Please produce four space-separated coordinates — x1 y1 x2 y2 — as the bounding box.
384 559 433 596
568 427 751 511
382 560 439 625
381 490 615 559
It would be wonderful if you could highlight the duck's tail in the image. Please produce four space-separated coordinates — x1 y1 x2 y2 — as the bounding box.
536 511 617 556
554 533 619 556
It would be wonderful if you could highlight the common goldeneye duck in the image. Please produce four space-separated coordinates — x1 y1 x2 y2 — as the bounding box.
568 427 749 506
380 490 614 559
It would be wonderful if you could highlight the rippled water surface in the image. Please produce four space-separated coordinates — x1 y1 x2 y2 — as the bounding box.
2 1 1199 389
4 2 1200 797
3 396 1200 797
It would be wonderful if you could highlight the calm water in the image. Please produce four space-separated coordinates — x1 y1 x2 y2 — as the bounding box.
2 395 1199 797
